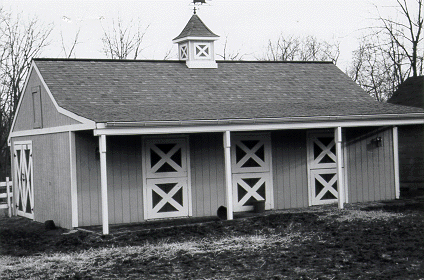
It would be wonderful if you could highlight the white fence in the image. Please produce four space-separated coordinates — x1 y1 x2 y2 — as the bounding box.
0 177 13 217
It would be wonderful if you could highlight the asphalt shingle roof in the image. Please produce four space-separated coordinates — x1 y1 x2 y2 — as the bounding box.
33 59 424 123
388 76 424 108
173 14 219 41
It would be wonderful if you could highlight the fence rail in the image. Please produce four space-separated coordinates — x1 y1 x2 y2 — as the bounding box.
0 177 13 217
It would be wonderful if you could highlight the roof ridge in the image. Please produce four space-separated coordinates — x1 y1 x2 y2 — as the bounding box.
33 58 185 63
33 58 334 64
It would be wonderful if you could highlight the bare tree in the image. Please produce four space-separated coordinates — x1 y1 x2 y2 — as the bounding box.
377 0 423 77
163 45 176 60
0 10 52 180
60 28 81 58
348 0 423 101
217 34 246 61
101 17 149 59
261 34 340 63
264 35 300 61
348 36 395 101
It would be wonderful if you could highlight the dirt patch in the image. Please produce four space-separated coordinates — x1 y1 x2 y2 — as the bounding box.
1 199 423 279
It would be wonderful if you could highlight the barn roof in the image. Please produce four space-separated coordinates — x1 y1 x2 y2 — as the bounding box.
33 58 424 123
388 76 424 108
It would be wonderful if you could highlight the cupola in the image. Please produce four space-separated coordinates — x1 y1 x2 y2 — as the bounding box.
173 12 219 68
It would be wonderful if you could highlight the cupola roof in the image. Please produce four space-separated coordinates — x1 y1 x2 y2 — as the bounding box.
173 14 219 42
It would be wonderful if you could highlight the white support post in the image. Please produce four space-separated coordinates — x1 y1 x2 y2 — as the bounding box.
223 131 233 220
99 135 109 234
6 177 11 217
69 132 78 228
335 127 344 209
393 126 400 199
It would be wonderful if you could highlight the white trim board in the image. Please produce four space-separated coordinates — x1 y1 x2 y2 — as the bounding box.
9 124 95 142
94 118 424 136
393 126 400 199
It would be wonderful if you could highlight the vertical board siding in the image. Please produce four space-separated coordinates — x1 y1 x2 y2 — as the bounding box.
13 70 80 132
11 133 72 228
76 133 143 226
345 127 395 203
271 130 308 210
190 133 226 218
76 131 100 226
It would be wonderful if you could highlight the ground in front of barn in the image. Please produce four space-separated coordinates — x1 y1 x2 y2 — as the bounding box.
0 198 423 279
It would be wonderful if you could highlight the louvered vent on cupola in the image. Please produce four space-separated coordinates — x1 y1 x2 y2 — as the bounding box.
172 12 219 68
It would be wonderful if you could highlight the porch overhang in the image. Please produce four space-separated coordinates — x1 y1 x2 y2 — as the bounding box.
93 113 424 136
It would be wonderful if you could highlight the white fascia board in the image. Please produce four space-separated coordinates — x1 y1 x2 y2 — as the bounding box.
172 36 219 44
93 117 424 136
9 123 95 140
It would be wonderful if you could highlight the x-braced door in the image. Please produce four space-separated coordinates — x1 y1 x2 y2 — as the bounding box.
13 141 34 219
307 132 342 205
231 133 273 212
143 137 190 219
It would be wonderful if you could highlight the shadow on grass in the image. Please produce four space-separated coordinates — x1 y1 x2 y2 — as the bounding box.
361 199 424 213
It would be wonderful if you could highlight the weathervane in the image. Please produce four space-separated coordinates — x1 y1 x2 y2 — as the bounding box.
192 0 209 14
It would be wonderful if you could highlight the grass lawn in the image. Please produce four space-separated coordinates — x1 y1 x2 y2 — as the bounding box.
0 198 423 279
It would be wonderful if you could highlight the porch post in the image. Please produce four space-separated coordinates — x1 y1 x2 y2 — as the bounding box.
393 126 400 199
99 134 109 234
335 127 344 209
223 131 233 220
69 131 78 228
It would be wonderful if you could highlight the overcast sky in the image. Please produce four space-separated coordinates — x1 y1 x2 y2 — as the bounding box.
1 0 408 70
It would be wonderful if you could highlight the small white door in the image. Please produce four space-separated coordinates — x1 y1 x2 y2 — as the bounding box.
143 137 191 219
231 133 273 212
307 132 340 205
13 141 34 219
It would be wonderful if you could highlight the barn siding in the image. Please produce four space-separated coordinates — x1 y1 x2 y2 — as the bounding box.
73 127 397 227
13 69 80 132
77 133 227 226
76 133 144 226
271 130 308 210
345 127 395 203
76 132 101 226
11 133 72 228
190 133 226 217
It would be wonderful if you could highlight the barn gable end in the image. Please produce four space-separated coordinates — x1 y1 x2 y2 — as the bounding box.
12 68 80 132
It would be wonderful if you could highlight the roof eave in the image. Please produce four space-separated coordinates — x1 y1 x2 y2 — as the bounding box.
172 36 219 44
93 113 424 136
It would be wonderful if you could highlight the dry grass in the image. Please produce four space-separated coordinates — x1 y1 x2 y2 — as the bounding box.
0 199 423 279
0 231 306 276
318 208 406 222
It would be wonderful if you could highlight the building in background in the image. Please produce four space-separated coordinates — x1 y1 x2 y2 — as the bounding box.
388 76 424 197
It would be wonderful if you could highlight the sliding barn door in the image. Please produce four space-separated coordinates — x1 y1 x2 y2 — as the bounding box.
13 141 34 219
143 137 191 219
231 133 273 212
